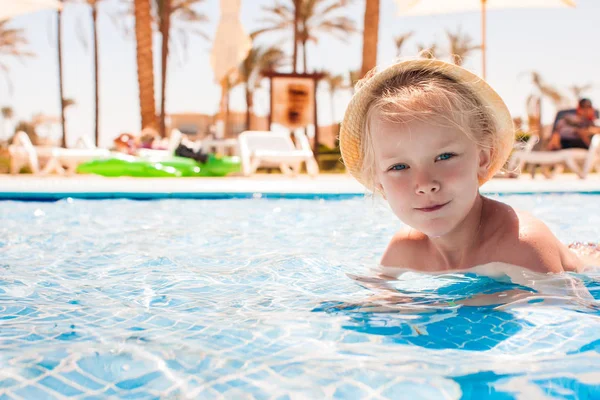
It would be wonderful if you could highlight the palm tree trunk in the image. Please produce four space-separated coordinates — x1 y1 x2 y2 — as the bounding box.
134 0 157 130
293 0 299 73
245 84 252 130
330 92 335 127
302 39 307 73
92 2 100 146
57 6 67 147
360 0 380 78
159 0 171 138
225 78 230 136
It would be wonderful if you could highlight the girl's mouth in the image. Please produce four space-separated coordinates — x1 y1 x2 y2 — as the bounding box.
415 201 450 212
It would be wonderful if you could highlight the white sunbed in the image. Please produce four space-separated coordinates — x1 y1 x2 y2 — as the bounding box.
8 131 111 175
507 134 600 179
238 129 319 177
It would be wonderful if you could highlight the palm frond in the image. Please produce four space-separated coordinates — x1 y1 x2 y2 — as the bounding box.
529 71 566 106
446 26 480 66
251 23 292 40
394 32 413 57
417 43 438 59
570 84 593 99
1 106 14 119
324 72 346 92
233 44 288 92
254 0 356 71
0 22 34 59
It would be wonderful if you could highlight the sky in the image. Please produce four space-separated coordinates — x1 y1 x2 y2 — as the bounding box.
1 0 599 147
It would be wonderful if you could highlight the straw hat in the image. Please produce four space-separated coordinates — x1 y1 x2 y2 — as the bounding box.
339 59 514 188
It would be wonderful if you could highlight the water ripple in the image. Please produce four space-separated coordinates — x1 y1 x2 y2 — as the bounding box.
1 195 599 399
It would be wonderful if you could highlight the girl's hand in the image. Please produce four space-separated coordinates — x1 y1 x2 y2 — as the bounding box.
569 242 600 268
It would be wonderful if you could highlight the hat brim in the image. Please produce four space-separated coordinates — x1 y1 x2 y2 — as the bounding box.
339 59 514 188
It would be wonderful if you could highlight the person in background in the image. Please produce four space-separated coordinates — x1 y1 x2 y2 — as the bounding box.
138 127 161 149
112 132 137 155
175 134 209 163
548 98 600 150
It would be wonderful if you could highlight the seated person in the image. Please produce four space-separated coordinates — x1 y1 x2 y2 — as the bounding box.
175 135 208 163
548 98 600 150
112 133 138 155
138 127 161 149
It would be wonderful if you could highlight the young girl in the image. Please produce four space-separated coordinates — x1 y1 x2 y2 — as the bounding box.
339 59 598 287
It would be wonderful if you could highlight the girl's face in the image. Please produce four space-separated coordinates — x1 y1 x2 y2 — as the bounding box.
370 114 491 237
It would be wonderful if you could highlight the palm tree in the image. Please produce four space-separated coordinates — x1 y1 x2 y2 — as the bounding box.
348 68 360 93
446 27 480 66
360 0 379 77
252 1 297 71
1 106 14 142
570 84 592 101
297 0 357 73
521 72 568 136
134 0 157 130
0 23 34 66
324 72 345 127
530 71 568 109
52 1 70 147
63 98 77 110
1 107 13 119
417 43 439 59
82 0 104 146
0 21 35 92
394 31 413 58
293 0 300 73
155 0 209 137
236 46 287 130
253 0 356 73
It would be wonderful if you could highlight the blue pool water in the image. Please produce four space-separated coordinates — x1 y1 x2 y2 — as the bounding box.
1 194 600 399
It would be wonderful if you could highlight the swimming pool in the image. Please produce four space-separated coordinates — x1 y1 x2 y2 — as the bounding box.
1 194 600 399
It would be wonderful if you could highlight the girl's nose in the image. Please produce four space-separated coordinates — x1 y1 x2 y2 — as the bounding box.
415 177 440 194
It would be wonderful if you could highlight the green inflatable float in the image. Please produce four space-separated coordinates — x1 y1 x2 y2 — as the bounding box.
77 154 241 178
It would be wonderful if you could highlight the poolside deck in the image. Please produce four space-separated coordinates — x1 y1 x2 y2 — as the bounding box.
1 173 600 200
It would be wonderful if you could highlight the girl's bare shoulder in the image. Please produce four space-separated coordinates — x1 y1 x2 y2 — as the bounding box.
380 227 429 268
484 198 555 242
490 202 580 273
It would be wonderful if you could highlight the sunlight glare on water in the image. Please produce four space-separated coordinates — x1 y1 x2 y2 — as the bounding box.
1 194 600 399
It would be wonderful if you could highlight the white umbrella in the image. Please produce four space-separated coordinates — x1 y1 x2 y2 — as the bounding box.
211 0 252 83
0 0 62 22
395 0 576 78
211 0 252 137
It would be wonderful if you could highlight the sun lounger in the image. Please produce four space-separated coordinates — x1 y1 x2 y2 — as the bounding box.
507 134 600 179
8 131 110 175
238 129 319 177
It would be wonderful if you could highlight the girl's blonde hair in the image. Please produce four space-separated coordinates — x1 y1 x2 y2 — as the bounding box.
359 68 501 191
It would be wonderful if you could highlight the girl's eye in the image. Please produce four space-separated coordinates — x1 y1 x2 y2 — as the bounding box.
389 164 408 171
436 153 456 161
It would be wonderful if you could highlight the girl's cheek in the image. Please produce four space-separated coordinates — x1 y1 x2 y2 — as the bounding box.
381 173 411 192
439 162 474 185
377 175 404 201
441 167 462 183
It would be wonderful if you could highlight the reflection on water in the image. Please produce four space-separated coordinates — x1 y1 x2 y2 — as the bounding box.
1 196 600 399
317 270 598 352
323 303 524 351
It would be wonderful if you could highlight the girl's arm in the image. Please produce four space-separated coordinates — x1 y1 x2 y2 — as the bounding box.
567 242 600 271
